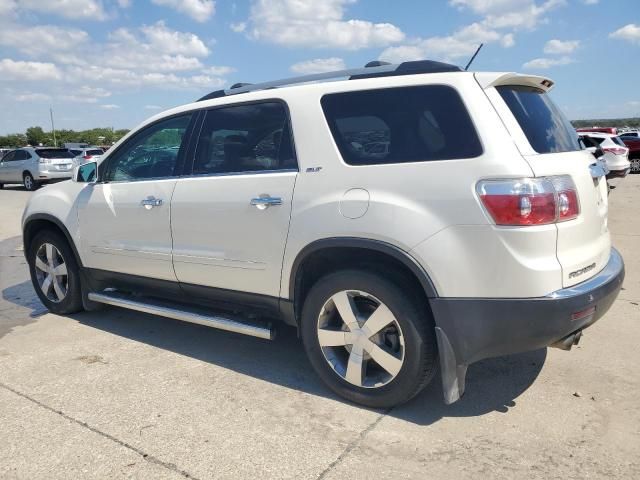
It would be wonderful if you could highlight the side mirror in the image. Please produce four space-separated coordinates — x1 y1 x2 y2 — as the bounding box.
73 161 97 183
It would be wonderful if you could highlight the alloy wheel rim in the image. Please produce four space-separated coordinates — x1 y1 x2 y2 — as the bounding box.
34 243 68 303
317 290 405 388
24 176 32 189
631 159 640 173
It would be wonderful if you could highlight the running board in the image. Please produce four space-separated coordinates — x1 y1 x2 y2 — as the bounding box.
87 291 274 340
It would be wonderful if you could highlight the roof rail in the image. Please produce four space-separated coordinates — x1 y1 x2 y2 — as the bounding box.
196 60 462 102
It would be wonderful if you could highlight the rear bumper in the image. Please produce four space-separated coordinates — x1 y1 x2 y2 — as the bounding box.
607 167 630 179
431 247 625 404
37 170 73 181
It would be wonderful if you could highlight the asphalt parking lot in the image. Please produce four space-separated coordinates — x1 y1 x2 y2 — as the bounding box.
1 178 639 480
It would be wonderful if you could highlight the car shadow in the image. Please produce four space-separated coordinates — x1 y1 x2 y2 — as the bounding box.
1 277 546 425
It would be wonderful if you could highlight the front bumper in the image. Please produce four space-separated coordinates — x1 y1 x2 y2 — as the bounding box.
430 247 625 404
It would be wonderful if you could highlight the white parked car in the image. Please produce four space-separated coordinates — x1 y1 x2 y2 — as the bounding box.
69 147 104 167
578 132 631 179
21 61 625 407
0 147 76 190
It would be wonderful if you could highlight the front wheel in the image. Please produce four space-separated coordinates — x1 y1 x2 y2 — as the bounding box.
23 173 37 191
301 270 437 408
27 230 83 315
630 157 640 174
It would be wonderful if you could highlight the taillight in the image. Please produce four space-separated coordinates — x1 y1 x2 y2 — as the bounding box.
602 147 628 156
477 176 580 226
83 155 92 160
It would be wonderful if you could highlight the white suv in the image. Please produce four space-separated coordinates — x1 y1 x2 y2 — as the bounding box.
21 61 625 407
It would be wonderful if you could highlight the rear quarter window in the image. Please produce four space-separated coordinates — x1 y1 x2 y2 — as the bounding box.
497 85 580 154
321 85 482 166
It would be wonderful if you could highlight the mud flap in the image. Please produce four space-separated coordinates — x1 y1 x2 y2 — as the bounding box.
435 326 468 404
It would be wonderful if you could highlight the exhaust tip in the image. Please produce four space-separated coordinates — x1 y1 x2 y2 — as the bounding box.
551 330 583 351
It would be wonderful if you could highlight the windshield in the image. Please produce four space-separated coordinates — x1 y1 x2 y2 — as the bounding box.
36 149 75 159
497 86 581 154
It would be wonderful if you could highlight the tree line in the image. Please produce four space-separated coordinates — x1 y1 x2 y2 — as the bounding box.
0 126 130 148
571 117 640 129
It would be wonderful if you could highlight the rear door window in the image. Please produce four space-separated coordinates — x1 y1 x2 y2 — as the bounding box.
496 85 580 154
321 85 482 166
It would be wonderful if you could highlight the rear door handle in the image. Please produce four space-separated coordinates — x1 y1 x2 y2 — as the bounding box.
141 196 163 209
250 195 283 210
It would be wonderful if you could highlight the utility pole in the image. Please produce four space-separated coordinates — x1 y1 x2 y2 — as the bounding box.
50 107 57 147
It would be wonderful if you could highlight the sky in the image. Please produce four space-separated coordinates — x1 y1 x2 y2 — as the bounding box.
0 0 639 134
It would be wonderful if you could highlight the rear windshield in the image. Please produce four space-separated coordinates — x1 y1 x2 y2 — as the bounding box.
497 86 580 154
36 149 75 159
86 149 103 156
321 85 483 166
612 137 626 147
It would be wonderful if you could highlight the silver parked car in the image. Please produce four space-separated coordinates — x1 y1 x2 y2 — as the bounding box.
0 147 76 190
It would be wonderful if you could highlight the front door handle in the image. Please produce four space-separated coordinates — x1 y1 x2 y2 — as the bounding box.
141 196 163 210
250 195 283 210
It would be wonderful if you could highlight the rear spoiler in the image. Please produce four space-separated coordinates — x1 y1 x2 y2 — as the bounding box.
474 72 555 92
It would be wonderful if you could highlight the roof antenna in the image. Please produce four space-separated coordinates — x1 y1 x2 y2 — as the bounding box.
464 43 483 71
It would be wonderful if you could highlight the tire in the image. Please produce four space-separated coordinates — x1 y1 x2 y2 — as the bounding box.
27 229 83 315
630 157 640 174
300 269 438 408
23 172 37 191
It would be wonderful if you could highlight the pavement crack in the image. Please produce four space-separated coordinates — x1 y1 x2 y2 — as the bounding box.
316 408 391 480
0 381 201 480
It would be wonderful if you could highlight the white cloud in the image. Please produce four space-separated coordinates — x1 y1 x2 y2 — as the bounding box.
16 92 51 102
18 0 108 20
151 0 215 22
0 24 89 57
610 24 640 45
117 0 131 6
0 58 61 80
99 104 120 109
291 57 346 74
139 21 210 57
230 22 247 33
247 0 405 50
501 33 515 47
380 22 506 63
522 56 574 69
450 0 566 29
0 0 16 15
144 105 163 110
544 39 579 54
582 0 598 4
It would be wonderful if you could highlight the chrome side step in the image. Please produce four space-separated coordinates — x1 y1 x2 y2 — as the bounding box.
88 291 274 340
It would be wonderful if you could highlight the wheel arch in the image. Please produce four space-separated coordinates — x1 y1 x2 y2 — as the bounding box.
288 238 439 324
23 213 83 268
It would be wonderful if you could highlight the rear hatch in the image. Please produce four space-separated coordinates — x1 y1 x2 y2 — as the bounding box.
478 73 611 288
37 148 75 171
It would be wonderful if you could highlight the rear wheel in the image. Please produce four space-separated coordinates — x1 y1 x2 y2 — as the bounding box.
301 270 437 408
23 172 37 191
27 230 83 315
